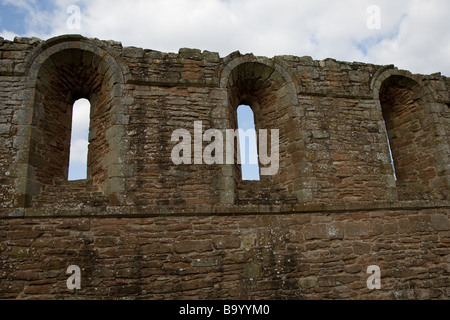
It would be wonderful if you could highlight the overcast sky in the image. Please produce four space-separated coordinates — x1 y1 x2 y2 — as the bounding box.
1 0 449 76
1 0 449 179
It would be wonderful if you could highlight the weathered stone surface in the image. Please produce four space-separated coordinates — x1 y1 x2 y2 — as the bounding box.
212 235 241 249
173 240 212 253
0 35 448 300
298 276 318 289
431 214 450 231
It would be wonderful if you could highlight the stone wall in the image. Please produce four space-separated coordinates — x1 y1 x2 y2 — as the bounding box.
1 206 449 299
0 35 449 299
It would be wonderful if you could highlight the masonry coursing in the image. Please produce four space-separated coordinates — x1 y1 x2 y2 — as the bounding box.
0 35 448 299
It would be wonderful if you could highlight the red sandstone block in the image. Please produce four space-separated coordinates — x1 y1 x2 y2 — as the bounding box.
173 240 212 253
212 235 241 249
345 222 369 238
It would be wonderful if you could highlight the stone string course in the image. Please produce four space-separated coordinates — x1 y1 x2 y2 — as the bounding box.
0 35 449 299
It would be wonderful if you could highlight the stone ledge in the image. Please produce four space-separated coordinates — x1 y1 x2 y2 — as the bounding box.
1 200 448 219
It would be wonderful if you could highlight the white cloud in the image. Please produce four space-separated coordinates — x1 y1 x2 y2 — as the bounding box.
2 0 34 11
69 98 90 165
0 29 19 40
1 0 449 76
365 0 450 75
69 138 88 164
2 0 447 180
71 98 90 136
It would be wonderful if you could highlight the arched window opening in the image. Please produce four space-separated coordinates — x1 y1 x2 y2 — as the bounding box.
68 98 91 181
378 75 442 200
237 105 260 181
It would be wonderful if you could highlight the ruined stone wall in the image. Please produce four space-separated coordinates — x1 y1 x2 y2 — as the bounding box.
0 35 449 299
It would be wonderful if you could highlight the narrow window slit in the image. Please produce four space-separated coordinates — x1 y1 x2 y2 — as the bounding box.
237 104 260 181
68 98 90 181
382 120 397 181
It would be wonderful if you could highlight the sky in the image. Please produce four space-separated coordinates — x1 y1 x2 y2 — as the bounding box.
1 0 449 180
237 105 260 180
67 98 90 180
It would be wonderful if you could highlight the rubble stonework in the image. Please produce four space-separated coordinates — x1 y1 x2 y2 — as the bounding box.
0 35 448 299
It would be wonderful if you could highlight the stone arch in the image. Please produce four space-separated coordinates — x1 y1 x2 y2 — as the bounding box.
372 67 446 200
218 54 300 205
13 35 129 207
371 66 435 105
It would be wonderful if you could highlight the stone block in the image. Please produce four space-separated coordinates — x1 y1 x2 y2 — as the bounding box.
212 235 241 249
103 177 125 194
173 240 212 253
345 222 368 238
179 48 202 60
408 215 432 232
326 223 345 239
298 276 318 289
202 50 220 63
220 189 235 204
123 46 144 58
294 189 313 203
105 125 126 140
303 224 327 240
192 258 220 267
431 214 449 231
352 242 372 255
345 264 362 274
0 123 10 135
242 233 257 249
243 263 261 279
0 59 13 73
